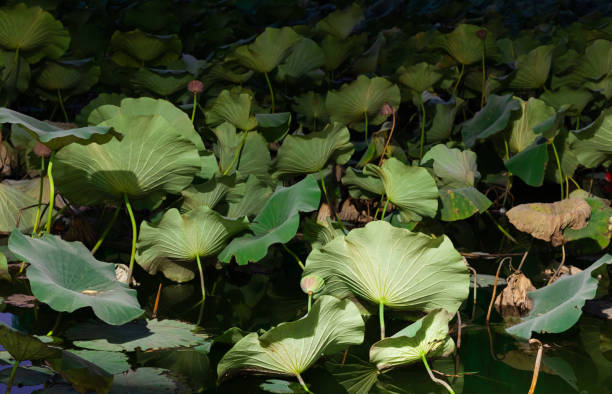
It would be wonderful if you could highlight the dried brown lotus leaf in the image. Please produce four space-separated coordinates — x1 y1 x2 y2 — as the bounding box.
506 198 591 246
543 264 582 282
494 273 536 318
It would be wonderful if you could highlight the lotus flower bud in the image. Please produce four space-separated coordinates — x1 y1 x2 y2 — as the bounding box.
380 102 395 116
33 142 51 158
300 274 325 294
476 29 487 40
187 80 204 94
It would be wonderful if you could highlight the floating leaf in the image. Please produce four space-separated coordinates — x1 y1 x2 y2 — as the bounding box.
219 175 320 265
507 254 612 339
109 29 181 68
47 350 113 393
461 94 521 147
315 3 364 39
205 89 257 131
0 323 60 361
8 230 144 325
110 367 177 393
67 350 130 375
229 27 300 73
303 221 469 313
509 45 554 90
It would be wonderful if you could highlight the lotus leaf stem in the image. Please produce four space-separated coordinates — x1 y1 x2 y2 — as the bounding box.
418 94 426 159
195 254 206 304
378 107 396 166
152 283 162 319
32 156 45 234
282 243 304 270
191 93 198 123
223 130 248 175
550 141 564 199
46 312 62 336
91 205 121 254
528 339 543 394
421 353 455 394
57 89 69 123
296 373 313 394
452 63 465 96
486 256 512 322
567 175 582 192
124 193 137 285
481 43 486 108
364 111 369 142
484 211 517 244
380 197 390 221
318 170 347 232
455 311 462 350
547 243 566 285
307 291 312 312
379 302 385 339
264 72 275 113
5 359 19 394
502 140 512 207
44 151 56 233
565 176 569 198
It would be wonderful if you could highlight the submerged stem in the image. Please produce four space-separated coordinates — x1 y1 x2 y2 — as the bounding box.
418 94 426 159
282 243 304 270
124 194 137 285
379 302 385 340
32 155 45 234
91 205 121 254
44 151 56 233
421 353 455 394
5 360 19 394
223 130 248 175
264 72 275 113
57 89 69 122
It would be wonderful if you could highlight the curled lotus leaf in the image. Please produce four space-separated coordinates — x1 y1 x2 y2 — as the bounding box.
315 3 364 40
109 29 182 68
228 27 300 73
506 199 591 246
205 89 257 131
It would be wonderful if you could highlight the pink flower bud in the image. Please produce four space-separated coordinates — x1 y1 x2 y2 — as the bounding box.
187 80 204 94
380 102 395 116
33 142 51 158
300 275 325 294
476 29 487 40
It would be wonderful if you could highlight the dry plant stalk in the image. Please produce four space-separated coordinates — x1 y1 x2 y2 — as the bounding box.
494 273 536 318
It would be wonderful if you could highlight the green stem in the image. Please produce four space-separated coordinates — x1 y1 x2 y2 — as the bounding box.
44 151 56 233
364 111 369 143
32 155 45 234
223 130 248 175
91 205 121 254
418 94 426 159
124 194 137 285
191 92 197 124
481 43 487 108
264 72 275 113
46 312 62 336
485 210 517 244
307 292 312 313
282 243 304 270
195 254 206 303
5 360 19 394
379 302 385 339
57 89 69 122
551 141 564 200
319 170 347 232
296 373 313 394
452 64 465 96
421 353 455 394
380 198 390 221
502 140 512 207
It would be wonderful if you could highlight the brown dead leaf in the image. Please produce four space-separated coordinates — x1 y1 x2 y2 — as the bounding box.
317 202 332 222
543 264 582 282
0 141 17 177
338 198 374 224
494 273 536 318
506 198 591 246
5 294 37 308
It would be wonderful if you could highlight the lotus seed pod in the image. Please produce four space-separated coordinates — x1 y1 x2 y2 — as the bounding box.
300 274 325 294
380 102 394 116
476 29 487 40
187 80 204 94
33 142 51 158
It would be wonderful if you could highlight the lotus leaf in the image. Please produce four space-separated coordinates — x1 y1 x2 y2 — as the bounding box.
136 344 210 390
77 93 127 126
292 91 328 126
505 138 550 187
130 68 193 97
315 3 364 39
275 123 354 176
571 108 612 168
277 38 325 81
217 295 364 380
35 59 100 99
0 181 42 233
352 31 386 74
461 94 521 147
67 350 130 374
180 175 235 212
563 193 612 249
0 323 61 361
110 367 177 393
437 24 496 65
506 198 591 246
229 27 300 73
364 158 438 222
320 33 366 71
8 230 144 325
135 206 248 282
509 45 554 90
0 3 69 63
325 355 379 394
573 39 612 81
225 175 273 219
205 89 257 131
109 29 181 68
369 309 455 370
219 175 320 265
303 221 469 313
438 187 492 221
507 254 612 339
0 48 30 103
0 108 119 150
255 112 291 143
326 75 401 129
422 144 479 188
506 97 556 153
396 62 442 95
539 87 592 116
47 350 113 393
342 167 384 199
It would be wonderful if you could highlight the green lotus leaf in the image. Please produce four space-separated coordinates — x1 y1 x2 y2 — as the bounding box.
0 181 44 233
35 59 100 99
110 367 177 393
205 89 257 131
508 97 556 153
0 48 30 104
370 309 455 370
255 112 291 143
260 379 307 393
8 230 143 325
539 87 592 116
0 324 61 361
277 37 325 81
352 31 386 74
181 175 235 212
217 295 364 380
76 93 126 126
505 138 549 187
205 62 254 85
437 24 495 65
571 108 612 168
326 75 401 129
315 3 364 39
303 221 469 313
508 45 554 90
438 187 492 221
342 167 384 199
67 350 130 374
292 91 328 127
507 254 612 339
396 62 442 95
275 123 354 176
563 193 612 250
54 103 201 208
422 144 479 188
0 108 120 150
461 94 521 148
135 206 248 282
226 175 273 219
219 175 320 265
130 68 193 97
364 158 438 222
0 252 8 281
320 33 367 71
0 3 69 63
47 350 113 393
229 27 300 73
109 29 182 68
66 319 208 352
574 39 612 81
324 355 379 394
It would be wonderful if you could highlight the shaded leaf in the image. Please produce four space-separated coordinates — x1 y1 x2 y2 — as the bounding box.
0 324 60 361
229 27 300 73
109 29 181 68
205 89 257 131
461 94 521 148
315 3 364 40
509 45 554 90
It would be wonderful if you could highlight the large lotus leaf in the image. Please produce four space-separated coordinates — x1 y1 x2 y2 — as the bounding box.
0 49 30 103
277 37 325 81
135 206 248 282
0 324 61 361
437 24 496 65
342 167 384 199
0 182 42 233
369 309 455 370
324 355 379 394
461 94 521 147
130 68 193 97
229 27 300 73
507 254 612 339
320 33 367 71
563 194 612 249
205 89 257 131
574 39 612 81
0 4 69 63
109 29 181 68
508 45 554 90
275 123 354 176
292 91 328 126
54 114 200 207
136 344 210 390
396 62 442 94
505 138 549 187
226 175 274 219
204 62 254 85
508 97 556 153
364 158 438 222
303 221 469 313
352 31 386 75
67 350 129 375
326 75 401 129
219 175 320 265
0 108 120 150
77 93 126 126
110 367 177 393
571 109 612 168
36 59 100 98
539 87 592 116
217 295 364 379
438 187 492 221
8 230 143 325
315 3 364 39
422 144 479 188
181 175 235 212
255 112 291 143
427 98 464 144
47 350 113 393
